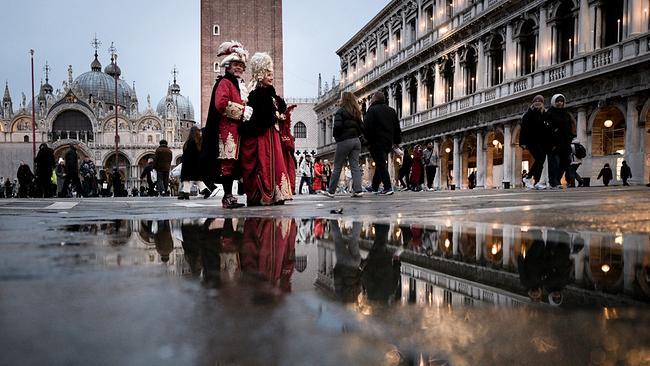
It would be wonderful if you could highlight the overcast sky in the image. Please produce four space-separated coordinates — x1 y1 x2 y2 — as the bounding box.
0 0 387 117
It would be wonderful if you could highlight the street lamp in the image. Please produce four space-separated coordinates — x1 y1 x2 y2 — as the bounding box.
604 119 613 128
445 147 451 153
29 49 36 162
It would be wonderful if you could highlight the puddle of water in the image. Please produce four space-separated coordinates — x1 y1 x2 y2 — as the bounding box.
1 217 650 365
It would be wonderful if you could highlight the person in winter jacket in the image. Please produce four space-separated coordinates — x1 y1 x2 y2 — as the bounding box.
322 91 364 198
620 160 632 186
423 141 439 190
519 95 552 189
546 94 576 188
363 91 401 194
597 163 613 186
179 126 210 199
34 143 56 197
62 145 82 197
154 139 173 196
140 159 157 196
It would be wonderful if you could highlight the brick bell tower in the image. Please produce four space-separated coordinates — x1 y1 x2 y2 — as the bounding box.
200 0 284 124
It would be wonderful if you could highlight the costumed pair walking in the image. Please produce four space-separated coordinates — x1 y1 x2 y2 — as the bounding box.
198 40 295 208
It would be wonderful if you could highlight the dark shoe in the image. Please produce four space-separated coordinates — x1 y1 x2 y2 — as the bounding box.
200 188 211 199
177 192 189 200
222 195 244 209
378 188 394 195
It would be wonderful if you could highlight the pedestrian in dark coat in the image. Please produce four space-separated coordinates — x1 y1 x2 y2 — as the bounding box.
34 143 56 197
16 161 34 198
179 126 210 199
62 145 82 197
620 160 632 186
363 91 401 194
519 95 552 189
323 91 364 197
546 94 575 188
597 163 613 186
139 159 156 196
154 139 173 196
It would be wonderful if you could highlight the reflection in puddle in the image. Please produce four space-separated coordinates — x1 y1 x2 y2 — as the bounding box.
8 217 647 365
63 218 650 306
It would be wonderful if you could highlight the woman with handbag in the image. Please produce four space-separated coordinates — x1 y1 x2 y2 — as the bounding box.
322 92 364 198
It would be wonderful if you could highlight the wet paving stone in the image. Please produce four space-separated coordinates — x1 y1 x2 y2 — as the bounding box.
1 215 649 365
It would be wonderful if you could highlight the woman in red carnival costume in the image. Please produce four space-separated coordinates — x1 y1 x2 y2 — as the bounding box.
239 52 293 206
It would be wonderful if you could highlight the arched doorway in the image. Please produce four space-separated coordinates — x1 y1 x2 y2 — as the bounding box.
52 110 94 142
137 153 155 188
486 130 504 188
53 144 90 163
591 106 626 183
104 152 132 189
461 135 477 189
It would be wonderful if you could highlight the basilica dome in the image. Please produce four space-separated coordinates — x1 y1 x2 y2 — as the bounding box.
156 80 194 122
73 54 133 108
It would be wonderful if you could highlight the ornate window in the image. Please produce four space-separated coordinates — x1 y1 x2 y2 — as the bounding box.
23 135 29 142
294 121 307 139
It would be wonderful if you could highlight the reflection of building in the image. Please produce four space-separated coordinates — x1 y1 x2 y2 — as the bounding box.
315 1 650 187
0 38 195 188
315 218 650 305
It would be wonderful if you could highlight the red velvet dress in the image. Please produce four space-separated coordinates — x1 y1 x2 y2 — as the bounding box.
241 218 297 291
240 86 293 206
214 77 244 176
409 147 424 187
279 105 297 194
312 162 323 191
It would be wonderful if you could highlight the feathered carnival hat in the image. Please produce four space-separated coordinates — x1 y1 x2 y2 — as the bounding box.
217 41 249 67
250 52 273 84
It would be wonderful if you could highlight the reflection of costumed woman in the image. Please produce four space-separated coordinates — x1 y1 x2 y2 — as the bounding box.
239 52 293 206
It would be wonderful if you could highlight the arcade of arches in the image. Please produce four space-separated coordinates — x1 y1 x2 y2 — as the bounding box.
359 97 650 189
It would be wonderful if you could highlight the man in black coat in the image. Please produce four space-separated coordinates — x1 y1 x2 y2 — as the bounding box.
154 140 173 196
34 143 56 197
16 161 34 198
140 158 156 197
363 92 401 194
62 145 82 197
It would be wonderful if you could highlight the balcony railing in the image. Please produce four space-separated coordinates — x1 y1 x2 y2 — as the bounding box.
49 130 94 143
393 34 649 132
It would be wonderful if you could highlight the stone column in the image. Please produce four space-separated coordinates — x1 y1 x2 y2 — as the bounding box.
454 52 463 98
401 77 409 117
505 23 515 81
502 225 515 269
594 5 603 49
476 130 486 188
503 124 512 187
434 62 443 105
477 38 486 90
475 223 486 262
453 135 461 188
625 96 642 184
452 222 461 256
627 0 645 35
576 108 587 144
416 69 425 112
433 139 441 189
538 5 551 67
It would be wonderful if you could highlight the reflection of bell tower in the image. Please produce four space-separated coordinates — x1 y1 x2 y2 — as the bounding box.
200 0 283 123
